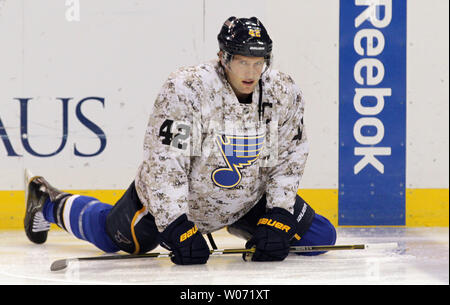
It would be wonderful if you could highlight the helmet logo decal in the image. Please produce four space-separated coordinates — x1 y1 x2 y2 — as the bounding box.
248 28 261 38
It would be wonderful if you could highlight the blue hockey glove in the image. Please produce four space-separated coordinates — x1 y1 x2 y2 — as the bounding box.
160 214 210 265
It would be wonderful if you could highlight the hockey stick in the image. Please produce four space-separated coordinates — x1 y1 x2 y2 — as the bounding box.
50 242 398 271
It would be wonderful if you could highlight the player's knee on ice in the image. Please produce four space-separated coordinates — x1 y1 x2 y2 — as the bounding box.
291 214 337 256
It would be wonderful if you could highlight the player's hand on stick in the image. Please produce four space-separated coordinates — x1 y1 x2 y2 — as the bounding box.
245 207 297 261
160 214 210 265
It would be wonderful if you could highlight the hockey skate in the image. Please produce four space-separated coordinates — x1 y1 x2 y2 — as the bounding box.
24 169 70 244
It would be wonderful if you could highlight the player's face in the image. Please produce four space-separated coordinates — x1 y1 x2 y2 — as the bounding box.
223 55 266 99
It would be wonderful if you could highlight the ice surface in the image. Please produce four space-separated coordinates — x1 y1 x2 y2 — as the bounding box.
0 227 448 285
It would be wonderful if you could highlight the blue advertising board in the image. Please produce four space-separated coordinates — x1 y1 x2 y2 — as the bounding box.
339 0 407 225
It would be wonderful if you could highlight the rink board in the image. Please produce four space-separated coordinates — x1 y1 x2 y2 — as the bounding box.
0 1 448 230
0 188 448 229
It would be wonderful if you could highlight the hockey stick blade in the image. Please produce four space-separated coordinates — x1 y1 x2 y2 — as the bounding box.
50 252 172 271
50 259 72 272
49 243 398 272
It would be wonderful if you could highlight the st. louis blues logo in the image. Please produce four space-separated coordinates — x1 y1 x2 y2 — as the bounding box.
212 133 265 188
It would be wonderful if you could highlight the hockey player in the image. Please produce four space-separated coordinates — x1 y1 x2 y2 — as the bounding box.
24 16 336 265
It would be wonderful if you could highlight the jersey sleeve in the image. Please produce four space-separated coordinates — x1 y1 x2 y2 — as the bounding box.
135 72 198 232
265 80 309 214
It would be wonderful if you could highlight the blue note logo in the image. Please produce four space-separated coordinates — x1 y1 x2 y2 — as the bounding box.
212 133 265 189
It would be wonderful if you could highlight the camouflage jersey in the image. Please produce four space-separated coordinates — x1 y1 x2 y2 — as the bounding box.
135 59 309 233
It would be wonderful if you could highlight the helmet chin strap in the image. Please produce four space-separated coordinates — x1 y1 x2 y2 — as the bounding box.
258 79 264 121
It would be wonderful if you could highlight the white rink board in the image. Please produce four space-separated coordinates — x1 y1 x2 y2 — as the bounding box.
0 0 448 190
